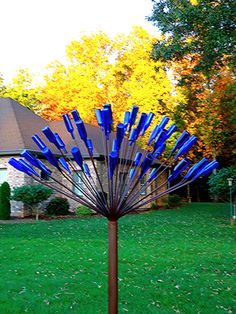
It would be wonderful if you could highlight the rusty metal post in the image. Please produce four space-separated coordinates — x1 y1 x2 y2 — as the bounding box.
108 219 118 314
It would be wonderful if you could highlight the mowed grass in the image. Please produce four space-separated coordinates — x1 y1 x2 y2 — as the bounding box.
0 203 235 314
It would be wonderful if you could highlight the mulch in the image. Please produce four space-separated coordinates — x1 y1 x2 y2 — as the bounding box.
0 213 95 224
0 206 178 224
0 217 35 224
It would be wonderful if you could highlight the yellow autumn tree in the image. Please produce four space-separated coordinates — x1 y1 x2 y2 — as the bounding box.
40 32 114 123
39 27 185 139
109 27 186 146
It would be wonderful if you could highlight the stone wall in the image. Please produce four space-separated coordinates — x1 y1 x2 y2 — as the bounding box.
150 170 168 207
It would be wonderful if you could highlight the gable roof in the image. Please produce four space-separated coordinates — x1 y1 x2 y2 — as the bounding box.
0 98 104 158
0 98 47 155
0 98 139 161
0 98 162 167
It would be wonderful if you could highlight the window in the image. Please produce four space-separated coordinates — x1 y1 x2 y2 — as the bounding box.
73 171 83 197
0 168 7 184
140 175 146 196
40 171 50 181
119 172 128 192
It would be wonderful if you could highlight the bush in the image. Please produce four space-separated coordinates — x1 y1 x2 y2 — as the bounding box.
0 182 11 220
150 202 159 210
11 185 53 220
75 205 92 217
163 194 182 209
46 197 70 215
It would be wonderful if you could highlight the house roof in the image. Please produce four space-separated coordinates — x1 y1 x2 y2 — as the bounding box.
0 98 147 162
0 98 47 155
0 98 106 158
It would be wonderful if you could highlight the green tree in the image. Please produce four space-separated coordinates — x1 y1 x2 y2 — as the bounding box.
1 69 41 112
149 0 235 73
11 185 53 220
0 182 11 220
208 166 236 201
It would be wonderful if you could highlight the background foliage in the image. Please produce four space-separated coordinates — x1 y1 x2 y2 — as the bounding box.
0 10 235 165
208 166 236 200
149 0 235 73
148 0 235 165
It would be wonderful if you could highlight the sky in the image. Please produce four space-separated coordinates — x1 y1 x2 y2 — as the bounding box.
0 0 158 83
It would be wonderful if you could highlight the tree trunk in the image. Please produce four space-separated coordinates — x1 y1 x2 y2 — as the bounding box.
187 184 191 203
35 207 39 221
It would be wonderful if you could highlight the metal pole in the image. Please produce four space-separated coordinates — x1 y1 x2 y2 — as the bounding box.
229 186 232 218
108 219 118 314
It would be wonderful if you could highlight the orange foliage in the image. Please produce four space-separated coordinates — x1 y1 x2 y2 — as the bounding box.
172 56 235 160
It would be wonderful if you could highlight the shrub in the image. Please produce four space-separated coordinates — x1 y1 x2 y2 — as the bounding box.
163 194 182 209
46 197 70 215
11 185 53 220
76 205 92 217
150 202 159 210
0 182 11 220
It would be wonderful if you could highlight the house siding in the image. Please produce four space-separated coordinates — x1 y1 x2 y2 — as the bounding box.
0 98 168 217
1 155 167 217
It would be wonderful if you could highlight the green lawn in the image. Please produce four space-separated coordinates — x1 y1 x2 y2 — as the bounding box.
0 203 235 314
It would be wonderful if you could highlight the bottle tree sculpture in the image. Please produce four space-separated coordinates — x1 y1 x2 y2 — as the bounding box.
9 105 218 313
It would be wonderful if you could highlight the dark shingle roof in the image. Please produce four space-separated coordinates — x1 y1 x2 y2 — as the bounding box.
48 120 102 158
0 98 136 160
0 98 47 154
0 98 160 167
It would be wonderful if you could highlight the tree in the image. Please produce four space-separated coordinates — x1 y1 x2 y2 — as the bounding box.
0 182 11 220
208 166 236 201
39 32 114 123
39 27 185 135
148 0 235 73
148 1 236 163
171 56 236 163
111 27 185 127
11 185 53 220
0 73 6 95
217 81 236 166
1 69 41 113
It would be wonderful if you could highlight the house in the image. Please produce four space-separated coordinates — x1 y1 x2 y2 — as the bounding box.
0 98 167 216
